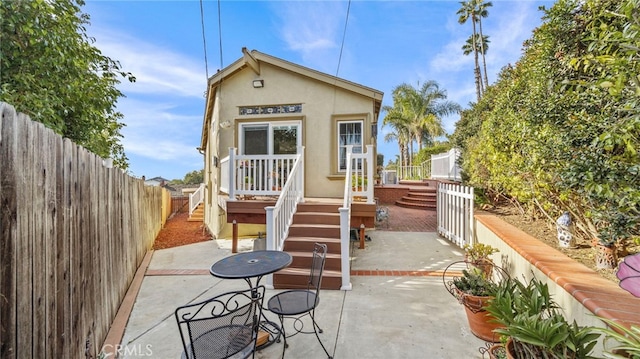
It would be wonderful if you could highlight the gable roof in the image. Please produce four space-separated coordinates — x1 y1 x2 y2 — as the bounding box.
199 48 384 150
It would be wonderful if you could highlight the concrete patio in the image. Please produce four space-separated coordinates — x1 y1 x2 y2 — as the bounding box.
114 229 489 358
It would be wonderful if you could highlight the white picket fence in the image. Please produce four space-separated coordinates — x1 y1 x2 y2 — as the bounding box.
437 182 474 247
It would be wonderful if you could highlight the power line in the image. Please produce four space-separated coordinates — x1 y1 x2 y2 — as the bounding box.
199 0 209 80
335 0 351 77
217 0 224 71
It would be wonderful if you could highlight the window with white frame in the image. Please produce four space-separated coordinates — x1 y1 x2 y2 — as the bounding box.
240 122 300 155
337 121 363 171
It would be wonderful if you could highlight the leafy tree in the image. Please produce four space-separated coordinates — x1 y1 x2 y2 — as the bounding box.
455 0 639 247
183 169 204 185
0 0 135 168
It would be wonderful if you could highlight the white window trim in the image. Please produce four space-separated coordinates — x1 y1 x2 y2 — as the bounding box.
337 120 364 172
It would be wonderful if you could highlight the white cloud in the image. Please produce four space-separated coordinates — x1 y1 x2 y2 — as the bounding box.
116 97 203 162
92 30 207 99
274 2 349 71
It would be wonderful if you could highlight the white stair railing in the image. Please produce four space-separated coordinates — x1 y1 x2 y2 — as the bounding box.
339 147 354 291
265 147 305 252
189 183 205 215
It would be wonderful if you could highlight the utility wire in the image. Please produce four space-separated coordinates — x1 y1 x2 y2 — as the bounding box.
199 0 209 80
335 0 351 77
217 0 224 72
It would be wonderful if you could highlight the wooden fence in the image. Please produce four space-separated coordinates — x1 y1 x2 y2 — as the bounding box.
0 102 167 358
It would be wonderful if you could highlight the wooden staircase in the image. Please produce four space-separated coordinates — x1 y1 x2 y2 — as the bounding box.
273 202 343 290
395 181 437 210
187 203 204 222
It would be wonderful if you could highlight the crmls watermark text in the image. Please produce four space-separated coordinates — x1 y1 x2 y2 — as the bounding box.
101 344 153 357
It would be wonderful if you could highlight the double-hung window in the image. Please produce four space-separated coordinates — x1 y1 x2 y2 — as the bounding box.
337 121 363 172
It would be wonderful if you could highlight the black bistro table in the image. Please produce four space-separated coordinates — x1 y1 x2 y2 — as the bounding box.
210 250 293 349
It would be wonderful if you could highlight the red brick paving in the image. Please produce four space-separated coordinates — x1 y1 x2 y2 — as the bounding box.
375 204 437 232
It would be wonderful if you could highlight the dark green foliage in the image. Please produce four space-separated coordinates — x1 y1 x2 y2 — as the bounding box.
454 0 639 245
0 0 135 168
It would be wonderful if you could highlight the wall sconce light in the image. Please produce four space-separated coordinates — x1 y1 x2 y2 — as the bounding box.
220 120 232 129
252 79 264 88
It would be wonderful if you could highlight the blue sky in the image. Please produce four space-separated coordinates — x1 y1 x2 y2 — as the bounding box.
84 0 555 181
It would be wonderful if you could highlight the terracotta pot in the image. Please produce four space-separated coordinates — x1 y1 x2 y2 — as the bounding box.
596 244 618 269
506 338 516 359
487 343 506 359
458 291 503 342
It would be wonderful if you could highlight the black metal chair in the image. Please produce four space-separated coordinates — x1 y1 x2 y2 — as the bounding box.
175 286 266 359
267 243 332 359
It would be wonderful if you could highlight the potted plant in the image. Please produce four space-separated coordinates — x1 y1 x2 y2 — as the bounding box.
448 268 502 342
463 242 499 278
485 276 600 358
592 318 640 358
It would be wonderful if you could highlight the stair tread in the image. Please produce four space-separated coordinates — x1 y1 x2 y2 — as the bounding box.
295 212 340 216
402 197 436 203
276 267 341 277
286 250 341 258
285 236 340 242
289 223 340 228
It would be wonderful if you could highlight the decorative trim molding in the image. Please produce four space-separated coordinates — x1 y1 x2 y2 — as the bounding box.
239 103 302 116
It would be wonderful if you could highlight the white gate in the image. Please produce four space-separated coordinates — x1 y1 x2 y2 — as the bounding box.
437 182 474 247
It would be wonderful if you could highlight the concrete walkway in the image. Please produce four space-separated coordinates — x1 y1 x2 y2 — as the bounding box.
116 230 489 359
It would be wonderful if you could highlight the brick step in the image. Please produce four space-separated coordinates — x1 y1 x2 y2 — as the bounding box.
400 196 436 204
406 187 437 193
406 191 437 197
282 237 341 253
288 224 340 238
273 268 342 290
293 212 341 225
286 250 341 271
395 200 436 210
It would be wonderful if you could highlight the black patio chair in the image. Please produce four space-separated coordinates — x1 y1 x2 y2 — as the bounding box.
175 286 266 359
267 243 332 359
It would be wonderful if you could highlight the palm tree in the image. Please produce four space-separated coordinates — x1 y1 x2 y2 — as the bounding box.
462 34 490 96
475 0 493 89
457 0 483 100
381 107 411 168
386 82 461 163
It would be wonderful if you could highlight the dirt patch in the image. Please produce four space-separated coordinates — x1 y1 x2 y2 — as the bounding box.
153 212 212 249
484 204 639 284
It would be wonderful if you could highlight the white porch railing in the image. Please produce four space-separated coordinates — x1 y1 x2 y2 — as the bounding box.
221 148 300 200
265 147 305 253
189 183 205 215
431 148 461 181
397 160 430 181
437 182 474 247
348 144 375 204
